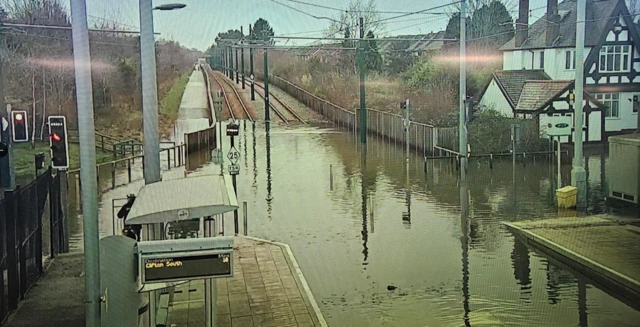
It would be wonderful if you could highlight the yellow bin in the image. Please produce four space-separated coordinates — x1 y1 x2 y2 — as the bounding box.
556 186 577 209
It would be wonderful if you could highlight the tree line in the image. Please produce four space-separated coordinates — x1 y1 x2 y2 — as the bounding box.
1 0 199 141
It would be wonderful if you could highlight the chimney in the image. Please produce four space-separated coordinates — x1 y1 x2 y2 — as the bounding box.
545 0 560 46
515 0 529 47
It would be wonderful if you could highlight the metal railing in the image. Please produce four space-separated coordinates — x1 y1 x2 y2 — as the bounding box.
264 74 438 156
0 168 66 324
184 126 217 173
67 143 186 199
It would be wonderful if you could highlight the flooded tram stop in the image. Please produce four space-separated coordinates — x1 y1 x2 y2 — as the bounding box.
103 174 326 327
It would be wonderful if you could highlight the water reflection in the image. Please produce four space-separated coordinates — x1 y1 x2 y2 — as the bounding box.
252 121 257 189
360 146 369 264
265 121 273 218
402 160 411 228
511 239 532 302
460 171 471 327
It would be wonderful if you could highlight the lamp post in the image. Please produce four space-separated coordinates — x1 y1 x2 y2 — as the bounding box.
139 2 184 327
140 1 185 186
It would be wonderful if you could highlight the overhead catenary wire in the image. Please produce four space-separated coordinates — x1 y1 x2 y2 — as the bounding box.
266 0 344 25
275 0 448 15
370 1 462 24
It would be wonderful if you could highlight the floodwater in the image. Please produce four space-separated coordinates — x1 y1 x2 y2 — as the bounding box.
68 119 640 326
197 121 639 327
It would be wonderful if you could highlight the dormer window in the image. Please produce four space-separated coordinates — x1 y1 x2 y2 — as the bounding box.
599 45 630 72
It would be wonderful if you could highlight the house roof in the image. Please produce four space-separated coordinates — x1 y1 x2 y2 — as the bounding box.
500 0 620 50
516 80 573 111
493 70 552 107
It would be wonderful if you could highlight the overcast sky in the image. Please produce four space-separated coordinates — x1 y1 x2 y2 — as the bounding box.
61 0 551 51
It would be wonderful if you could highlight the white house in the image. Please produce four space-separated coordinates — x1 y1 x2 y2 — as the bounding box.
479 0 640 143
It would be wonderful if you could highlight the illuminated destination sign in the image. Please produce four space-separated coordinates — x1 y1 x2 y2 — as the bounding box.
142 250 233 284
136 237 234 285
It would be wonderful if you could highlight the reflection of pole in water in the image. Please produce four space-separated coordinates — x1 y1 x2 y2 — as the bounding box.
578 278 588 327
545 261 560 305
252 121 257 188
361 146 369 264
265 121 273 219
403 160 411 228
243 120 248 170
460 175 471 327
511 238 531 302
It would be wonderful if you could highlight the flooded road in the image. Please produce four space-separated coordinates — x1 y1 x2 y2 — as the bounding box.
186 120 640 327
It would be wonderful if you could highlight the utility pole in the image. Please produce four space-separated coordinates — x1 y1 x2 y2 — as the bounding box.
572 0 587 208
241 26 245 89
358 17 367 144
249 24 255 101
459 0 468 177
70 0 101 325
264 49 270 121
0 17 16 190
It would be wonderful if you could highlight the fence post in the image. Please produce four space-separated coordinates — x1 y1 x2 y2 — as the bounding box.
60 171 69 253
112 143 116 161
35 179 43 275
167 148 171 170
18 193 26 299
49 171 57 258
4 187 20 310
111 162 116 189
128 159 132 183
243 201 248 236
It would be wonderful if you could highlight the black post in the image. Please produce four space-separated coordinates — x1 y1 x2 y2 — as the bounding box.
241 26 245 89
264 49 270 121
4 187 19 310
231 135 238 235
249 24 255 101
235 46 239 83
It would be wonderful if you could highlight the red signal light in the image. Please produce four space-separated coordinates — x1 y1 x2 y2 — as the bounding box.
51 133 61 141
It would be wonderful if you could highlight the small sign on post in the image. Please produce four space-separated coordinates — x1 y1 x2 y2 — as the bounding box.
226 123 239 136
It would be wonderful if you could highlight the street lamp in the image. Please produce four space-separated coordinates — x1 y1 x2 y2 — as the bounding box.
139 0 185 186
138 2 184 327
153 3 186 10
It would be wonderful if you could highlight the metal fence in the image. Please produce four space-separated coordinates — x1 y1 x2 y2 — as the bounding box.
267 75 438 156
0 168 66 323
67 143 186 202
185 126 217 172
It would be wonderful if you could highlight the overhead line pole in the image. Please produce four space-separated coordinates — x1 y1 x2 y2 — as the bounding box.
358 17 367 144
241 26 245 89
459 0 468 177
249 24 255 101
572 0 587 208
70 0 101 325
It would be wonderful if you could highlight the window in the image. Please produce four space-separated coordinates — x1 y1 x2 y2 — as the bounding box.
599 45 631 72
565 50 576 69
595 93 620 118
539 51 545 69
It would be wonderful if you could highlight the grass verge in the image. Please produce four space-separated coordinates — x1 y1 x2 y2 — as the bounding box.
13 142 112 185
159 70 192 138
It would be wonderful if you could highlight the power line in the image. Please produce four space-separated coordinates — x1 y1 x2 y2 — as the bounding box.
371 2 462 24
383 16 449 34
2 23 153 35
87 14 139 30
276 0 448 15
267 0 344 24
4 31 139 47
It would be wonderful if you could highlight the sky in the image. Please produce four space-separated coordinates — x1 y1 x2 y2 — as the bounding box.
61 0 552 52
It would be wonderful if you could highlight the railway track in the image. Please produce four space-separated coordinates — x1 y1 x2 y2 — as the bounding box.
254 81 306 124
210 70 254 122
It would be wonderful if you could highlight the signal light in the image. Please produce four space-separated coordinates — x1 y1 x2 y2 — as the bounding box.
48 116 69 169
11 110 28 142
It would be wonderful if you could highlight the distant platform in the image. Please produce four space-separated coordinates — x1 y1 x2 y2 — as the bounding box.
504 215 640 308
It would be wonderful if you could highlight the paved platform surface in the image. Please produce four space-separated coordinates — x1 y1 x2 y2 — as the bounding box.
3 254 85 327
505 215 640 303
168 237 325 327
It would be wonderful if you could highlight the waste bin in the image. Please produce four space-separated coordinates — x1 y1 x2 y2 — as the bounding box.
556 186 577 209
